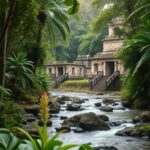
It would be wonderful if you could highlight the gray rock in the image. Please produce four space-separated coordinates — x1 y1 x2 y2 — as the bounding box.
24 105 40 115
38 119 52 126
49 97 61 113
102 98 114 105
133 111 150 123
95 102 102 107
55 126 71 133
100 106 113 112
63 112 110 131
60 116 68 120
67 103 81 111
98 115 109 121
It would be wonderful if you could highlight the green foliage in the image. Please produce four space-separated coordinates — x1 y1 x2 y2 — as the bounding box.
6 52 34 89
0 101 23 128
60 79 90 92
135 124 150 137
0 91 94 150
34 68 52 94
78 28 107 56
119 21 150 109
91 0 139 37
0 128 23 150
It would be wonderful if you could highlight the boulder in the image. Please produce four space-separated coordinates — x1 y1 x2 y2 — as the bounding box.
63 112 110 131
60 95 71 101
100 106 113 112
133 111 150 123
102 98 114 105
95 102 102 107
98 115 109 121
24 105 40 115
115 127 134 136
67 103 81 111
55 126 71 133
49 97 61 113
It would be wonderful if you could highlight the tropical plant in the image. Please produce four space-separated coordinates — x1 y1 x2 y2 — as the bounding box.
6 52 34 89
0 100 23 128
0 128 24 150
127 0 150 21
119 21 150 108
34 68 52 95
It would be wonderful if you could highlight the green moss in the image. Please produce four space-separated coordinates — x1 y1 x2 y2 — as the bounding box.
135 124 150 137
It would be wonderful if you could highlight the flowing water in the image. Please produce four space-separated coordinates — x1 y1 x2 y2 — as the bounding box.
48 91 150 150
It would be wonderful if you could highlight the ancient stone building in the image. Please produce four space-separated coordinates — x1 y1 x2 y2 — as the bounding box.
90 17 125 76
45 61 85 79
45 17 125 83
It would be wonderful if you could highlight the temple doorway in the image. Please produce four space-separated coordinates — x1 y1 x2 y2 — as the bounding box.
58 67 64 76
105 62 115 76
94 63 98 73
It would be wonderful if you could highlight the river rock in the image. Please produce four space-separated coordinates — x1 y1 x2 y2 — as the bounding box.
102 98 114 105
94 146 118 150
115 127 134 136
55 126 71 133
24 105 40 115
98 115 109 121
122 101 132 108
133 111 150 123
38 119 52 126
49 97 61 113
67 103 81 111
73 99 85 104
63 112 110 131
95 102 102 107
60 116 68 120
96 92 104 95
100 106 113 112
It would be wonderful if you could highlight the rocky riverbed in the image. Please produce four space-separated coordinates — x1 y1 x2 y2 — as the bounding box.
23 91 150 150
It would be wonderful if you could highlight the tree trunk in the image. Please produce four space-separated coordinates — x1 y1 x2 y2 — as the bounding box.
0 0 16 100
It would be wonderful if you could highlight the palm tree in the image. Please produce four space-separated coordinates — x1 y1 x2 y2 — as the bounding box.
36 0 79 45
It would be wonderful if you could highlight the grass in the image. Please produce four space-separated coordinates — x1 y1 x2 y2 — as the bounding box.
58 79 91 93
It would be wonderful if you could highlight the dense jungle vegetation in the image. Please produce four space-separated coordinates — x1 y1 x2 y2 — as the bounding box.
0 0 150 148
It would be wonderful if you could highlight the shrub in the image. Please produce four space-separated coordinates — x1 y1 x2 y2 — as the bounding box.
0 100 23 128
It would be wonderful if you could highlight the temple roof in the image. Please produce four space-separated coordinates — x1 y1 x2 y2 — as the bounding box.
90 51 117 60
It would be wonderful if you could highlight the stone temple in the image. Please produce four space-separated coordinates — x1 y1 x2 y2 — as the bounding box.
45 18 125 90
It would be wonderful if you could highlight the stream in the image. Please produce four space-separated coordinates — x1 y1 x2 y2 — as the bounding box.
48 91 150 150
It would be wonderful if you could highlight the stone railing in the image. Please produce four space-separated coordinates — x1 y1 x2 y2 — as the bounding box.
55 73 68 87
90 71 103 89
106 71 120 89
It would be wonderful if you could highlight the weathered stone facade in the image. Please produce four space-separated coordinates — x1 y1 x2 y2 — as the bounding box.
46 62 85 78
45 17 125 79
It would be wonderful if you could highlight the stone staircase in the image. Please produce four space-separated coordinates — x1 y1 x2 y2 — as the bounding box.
91 71 120 91
92 76 110 91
